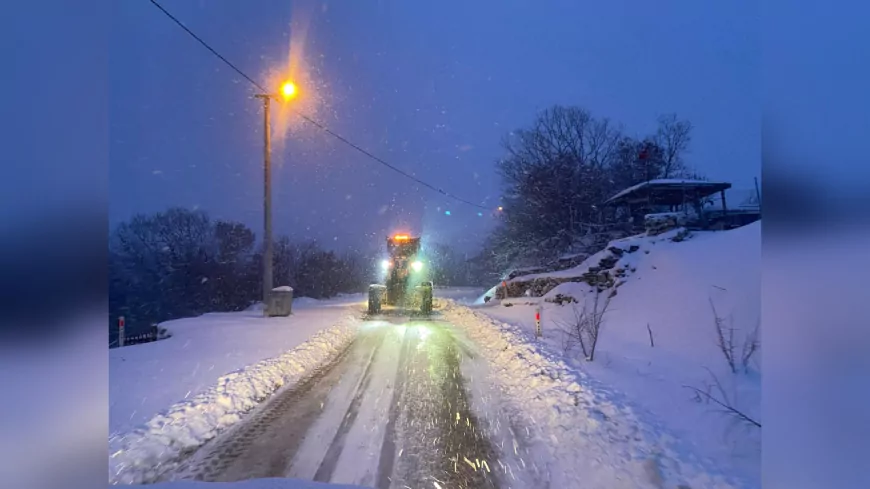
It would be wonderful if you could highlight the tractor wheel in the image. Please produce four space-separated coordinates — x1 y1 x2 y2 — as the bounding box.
419 283 433 315
368 284 384 314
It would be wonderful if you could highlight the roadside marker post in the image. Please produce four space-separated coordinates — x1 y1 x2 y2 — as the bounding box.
535 307 542 339
118 316 126 347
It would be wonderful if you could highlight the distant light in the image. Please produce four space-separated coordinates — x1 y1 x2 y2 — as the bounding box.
445 210 451 216
381 260 391 270
411 260 424 272
477 212 483 217
497 206 504 211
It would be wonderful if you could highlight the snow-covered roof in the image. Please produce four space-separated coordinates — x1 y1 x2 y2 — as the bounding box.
604 179 732 206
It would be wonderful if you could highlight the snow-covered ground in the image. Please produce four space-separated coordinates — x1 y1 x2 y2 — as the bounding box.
466 223 761 485
109 295 365 485
110 295 365 435
107 253 759 489
432 285 486 304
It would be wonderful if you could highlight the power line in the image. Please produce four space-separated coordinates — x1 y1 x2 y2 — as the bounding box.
148 0 489 211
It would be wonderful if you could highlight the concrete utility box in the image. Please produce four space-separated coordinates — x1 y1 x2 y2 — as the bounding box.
269 286 293 317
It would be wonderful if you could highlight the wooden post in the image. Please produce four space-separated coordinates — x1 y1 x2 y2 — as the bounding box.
694 197 707 228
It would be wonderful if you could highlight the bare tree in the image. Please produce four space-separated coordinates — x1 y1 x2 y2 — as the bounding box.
741 320 760 373
654 114 693 178
710 298 760 374
557 302 590 358
709 298 737 373
555 290 612 361
586 291 611 361
684 368 761 429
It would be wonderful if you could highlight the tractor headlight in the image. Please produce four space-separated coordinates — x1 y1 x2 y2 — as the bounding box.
411 260 424 272
381 260 391 270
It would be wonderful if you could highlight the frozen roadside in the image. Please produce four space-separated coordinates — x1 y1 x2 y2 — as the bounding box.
441 299 749 489
475 223 761 484
109 297 364 485
110 295 364 435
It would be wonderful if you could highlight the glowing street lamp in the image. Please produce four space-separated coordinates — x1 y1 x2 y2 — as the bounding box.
281 81 298 100
255 79 299 316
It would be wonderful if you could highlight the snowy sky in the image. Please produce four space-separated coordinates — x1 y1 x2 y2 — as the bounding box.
109 0 758 253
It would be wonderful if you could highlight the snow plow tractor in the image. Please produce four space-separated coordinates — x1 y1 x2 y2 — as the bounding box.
367 234 433 317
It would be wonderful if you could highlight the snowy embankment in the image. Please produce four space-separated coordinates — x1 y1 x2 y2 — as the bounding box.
468 222 761 486
433 285 486 304
442 300 745 489
109 296 363 485
110 296 364 435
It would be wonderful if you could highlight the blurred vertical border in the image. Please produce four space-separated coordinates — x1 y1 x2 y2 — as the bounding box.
764 0 870 488
0 1 108 489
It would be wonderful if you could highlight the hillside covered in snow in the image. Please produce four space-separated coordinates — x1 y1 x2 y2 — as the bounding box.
472 222 761 483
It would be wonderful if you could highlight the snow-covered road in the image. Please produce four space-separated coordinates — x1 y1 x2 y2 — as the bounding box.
164 320 505 489
114 286 751 489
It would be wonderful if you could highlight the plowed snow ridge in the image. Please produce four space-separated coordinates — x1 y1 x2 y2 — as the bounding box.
109 315 360 485
440 299 749 489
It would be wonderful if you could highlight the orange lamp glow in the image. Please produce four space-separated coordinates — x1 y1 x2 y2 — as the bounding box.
393 234 410 241
281 81 298 100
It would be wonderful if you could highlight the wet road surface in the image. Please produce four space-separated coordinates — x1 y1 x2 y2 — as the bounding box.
169 320 503 488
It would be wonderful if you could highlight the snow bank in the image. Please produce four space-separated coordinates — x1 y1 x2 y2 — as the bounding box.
474 223 761 485
109 315 360 485
474 284 499 305
505 226 688 286
440 300 745 488
112 297 366 435
292 297 321 306
432 286 486 304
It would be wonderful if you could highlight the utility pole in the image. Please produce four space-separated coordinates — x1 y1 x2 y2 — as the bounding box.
255 94 273 316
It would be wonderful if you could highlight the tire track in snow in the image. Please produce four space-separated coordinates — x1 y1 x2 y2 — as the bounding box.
313 329 388 482
391 323 501 489
174 339 356 482
375 326 414 488
284 327 387 481
162 321 504 488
